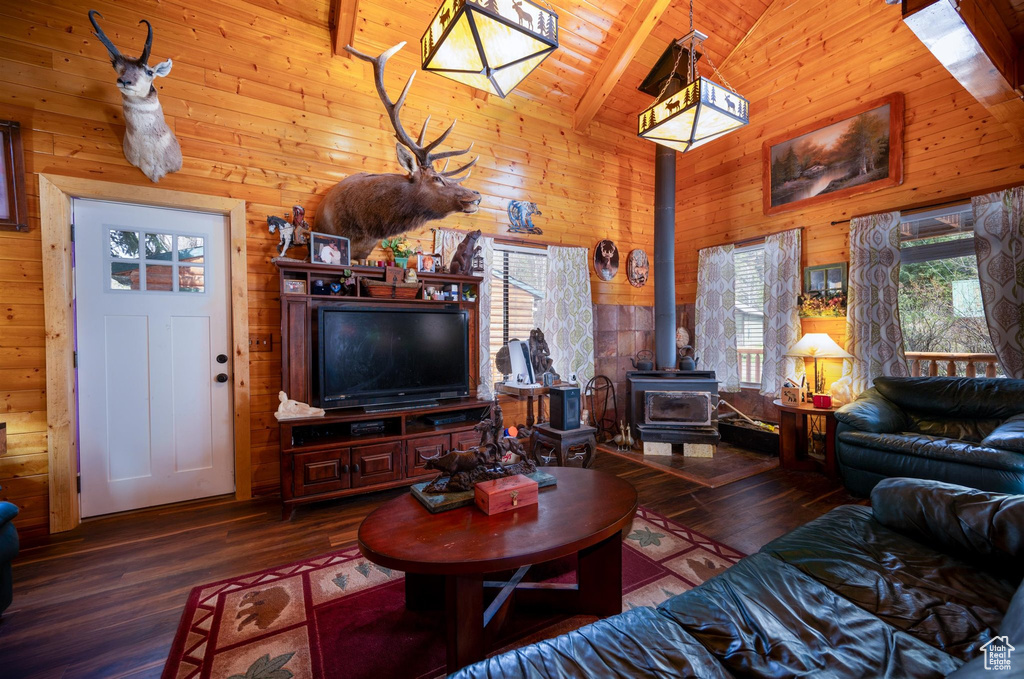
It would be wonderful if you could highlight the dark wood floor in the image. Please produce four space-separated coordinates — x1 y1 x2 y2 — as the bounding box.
0 451 859 679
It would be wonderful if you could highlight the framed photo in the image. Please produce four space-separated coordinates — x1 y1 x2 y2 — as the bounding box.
283 279 306 294
310 232 350 267
417 253 437 273
0 120 28 232
762 93 904 216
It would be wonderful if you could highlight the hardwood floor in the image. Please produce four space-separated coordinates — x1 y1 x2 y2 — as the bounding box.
0 451 860 679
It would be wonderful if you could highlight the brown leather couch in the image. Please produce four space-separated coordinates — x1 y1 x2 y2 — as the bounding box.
452 478 1024 678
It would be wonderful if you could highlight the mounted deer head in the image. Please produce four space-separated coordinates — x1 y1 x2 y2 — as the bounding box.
316 42 481 259
89 10 182 182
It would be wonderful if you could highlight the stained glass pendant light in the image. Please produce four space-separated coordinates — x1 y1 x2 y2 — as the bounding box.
637 1 748 153
421 0 558 98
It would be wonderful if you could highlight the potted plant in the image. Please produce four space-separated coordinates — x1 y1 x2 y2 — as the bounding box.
381 236 413 268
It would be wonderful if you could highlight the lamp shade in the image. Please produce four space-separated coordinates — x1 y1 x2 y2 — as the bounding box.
786 333 852 359
638 76 749 153
421 0 558 98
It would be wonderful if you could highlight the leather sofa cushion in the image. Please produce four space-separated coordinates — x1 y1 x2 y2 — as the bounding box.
873 376 1024 420
834 387 908 433
761 504 1017 660
656 553 961 678
909 415 1003 443
449 606 734 679
946 581 1024 679
871 478 1024 570
838 431 1024 473
982 413 1024 454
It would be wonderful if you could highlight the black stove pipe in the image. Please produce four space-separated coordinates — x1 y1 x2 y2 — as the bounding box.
653 143 677 370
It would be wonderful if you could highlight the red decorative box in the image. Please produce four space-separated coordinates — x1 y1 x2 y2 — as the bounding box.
813 394 833 408
474 474 538 515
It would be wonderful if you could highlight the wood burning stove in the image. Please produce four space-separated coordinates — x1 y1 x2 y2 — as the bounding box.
627 370 720 447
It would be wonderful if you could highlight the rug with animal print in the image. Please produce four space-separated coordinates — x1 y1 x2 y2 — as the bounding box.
162 506 743 679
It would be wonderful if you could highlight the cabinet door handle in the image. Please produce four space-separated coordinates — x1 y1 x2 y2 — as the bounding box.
352 463 360 474
341 464 349 474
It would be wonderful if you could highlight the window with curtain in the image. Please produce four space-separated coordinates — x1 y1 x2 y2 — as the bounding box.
488 244 548 384
897 204 1002 377
734 243 765 386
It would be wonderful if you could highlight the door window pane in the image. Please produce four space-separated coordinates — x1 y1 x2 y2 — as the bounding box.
110 230 140 258
146 265 174 291
111 263 140 290
177 235 204 263
179 265 205 293
146 233 173 260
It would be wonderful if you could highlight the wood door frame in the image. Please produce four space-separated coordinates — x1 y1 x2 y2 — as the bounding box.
39 174 251 533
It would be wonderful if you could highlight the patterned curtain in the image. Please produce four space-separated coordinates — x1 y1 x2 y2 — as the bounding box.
696 244 740 392
760 229 804 396
843 211 909 395
971 187 1024 378
433 227 465 270
433 228 494 397
542 246 595 385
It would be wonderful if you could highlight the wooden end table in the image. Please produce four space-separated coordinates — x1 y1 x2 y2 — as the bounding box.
358 467 638 673
531 423 597 468
772 399 838 477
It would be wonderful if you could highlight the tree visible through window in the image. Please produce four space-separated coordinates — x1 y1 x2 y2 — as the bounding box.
489 245 548 384
897 204 1000 375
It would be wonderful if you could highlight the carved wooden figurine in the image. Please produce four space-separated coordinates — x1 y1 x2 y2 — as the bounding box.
89 10 182 183
448 229 481 275
317 43 482 259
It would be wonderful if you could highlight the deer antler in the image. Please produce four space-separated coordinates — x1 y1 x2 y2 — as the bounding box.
345 42 478 175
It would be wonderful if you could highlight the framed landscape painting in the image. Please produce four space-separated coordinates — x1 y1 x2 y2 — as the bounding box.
762 93 904 216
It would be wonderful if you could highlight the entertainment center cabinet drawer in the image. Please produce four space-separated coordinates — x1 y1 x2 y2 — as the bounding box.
293 449 351 497
406 434 449 478
351 442 403 488
451 428 480 451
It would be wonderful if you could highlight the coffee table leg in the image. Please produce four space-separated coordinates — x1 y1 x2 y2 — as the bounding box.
577 533 622 617
405 572 444 610
446 573 484 673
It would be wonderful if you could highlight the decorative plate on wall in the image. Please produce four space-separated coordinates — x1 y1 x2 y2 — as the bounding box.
593 239 619 281
626 249 649 287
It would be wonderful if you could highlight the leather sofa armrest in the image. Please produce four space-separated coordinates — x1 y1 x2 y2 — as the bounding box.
981 413 1024 454
0 501 17 527
871 478 1024 571
834 388 908 433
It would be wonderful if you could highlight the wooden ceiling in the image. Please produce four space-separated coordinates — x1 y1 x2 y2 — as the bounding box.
331 0 772 130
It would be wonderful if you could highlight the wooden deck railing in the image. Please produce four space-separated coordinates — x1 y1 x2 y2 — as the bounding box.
905 351 1000 378
738 347 763 385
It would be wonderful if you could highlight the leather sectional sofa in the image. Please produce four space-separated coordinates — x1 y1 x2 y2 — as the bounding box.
453 478 1024 678
835 376 1024 496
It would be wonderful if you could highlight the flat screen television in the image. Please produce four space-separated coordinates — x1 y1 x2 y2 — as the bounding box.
316 307 470 409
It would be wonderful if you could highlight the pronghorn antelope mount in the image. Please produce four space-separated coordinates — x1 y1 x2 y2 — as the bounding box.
317 42 481 259
88 10 182 183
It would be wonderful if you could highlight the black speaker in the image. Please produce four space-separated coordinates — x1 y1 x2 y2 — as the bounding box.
549 385 580 431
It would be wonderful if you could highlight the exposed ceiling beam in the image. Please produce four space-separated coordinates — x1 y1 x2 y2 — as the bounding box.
903 0 1024 142
330 0 360 57
573 0 674 132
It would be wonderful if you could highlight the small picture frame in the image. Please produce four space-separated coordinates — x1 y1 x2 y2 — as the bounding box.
310 232 350 267
417 253 437 273
284 279 307 294
781 387 800 405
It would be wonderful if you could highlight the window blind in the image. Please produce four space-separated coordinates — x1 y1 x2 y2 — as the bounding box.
734 244 764 350
489 245 548 382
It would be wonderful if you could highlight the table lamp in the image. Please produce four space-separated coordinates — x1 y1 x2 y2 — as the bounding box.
786 333 852 397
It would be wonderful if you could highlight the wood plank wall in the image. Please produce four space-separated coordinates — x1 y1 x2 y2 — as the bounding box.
673 0 1024 305
0 0 655 536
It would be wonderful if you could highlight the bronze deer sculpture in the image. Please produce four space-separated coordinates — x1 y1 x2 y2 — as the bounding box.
88 10 182 183
317 43 481 259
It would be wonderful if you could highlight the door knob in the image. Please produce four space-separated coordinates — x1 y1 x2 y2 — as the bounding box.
215 373 229 383
217 354 228 364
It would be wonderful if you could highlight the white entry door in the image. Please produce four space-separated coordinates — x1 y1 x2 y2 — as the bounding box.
73 199 234 517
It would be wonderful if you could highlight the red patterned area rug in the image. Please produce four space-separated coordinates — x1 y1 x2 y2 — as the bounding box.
162 506 743 679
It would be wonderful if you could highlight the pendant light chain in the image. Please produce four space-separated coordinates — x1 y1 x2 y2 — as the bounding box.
654 43 685 104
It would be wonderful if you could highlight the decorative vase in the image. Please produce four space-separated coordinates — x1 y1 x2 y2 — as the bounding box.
395 256 409 268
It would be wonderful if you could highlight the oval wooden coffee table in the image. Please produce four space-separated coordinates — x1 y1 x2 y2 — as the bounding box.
358 467 638 673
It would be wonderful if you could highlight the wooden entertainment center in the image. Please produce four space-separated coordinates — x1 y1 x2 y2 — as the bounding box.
275 260 488 518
